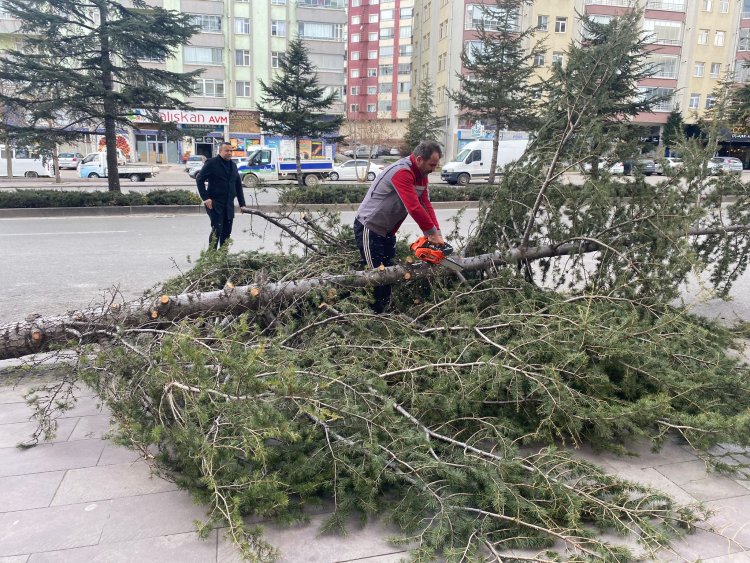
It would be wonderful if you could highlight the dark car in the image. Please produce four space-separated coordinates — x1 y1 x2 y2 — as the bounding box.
623 158 656 176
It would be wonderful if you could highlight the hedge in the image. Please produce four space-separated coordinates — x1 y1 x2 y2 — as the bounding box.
279 184 490 205
0 189 201 208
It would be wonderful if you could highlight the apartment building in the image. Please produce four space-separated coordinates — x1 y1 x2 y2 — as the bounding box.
412 0 749 162
346 0 414 142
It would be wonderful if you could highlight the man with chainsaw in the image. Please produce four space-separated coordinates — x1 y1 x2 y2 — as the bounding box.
353 140 446 313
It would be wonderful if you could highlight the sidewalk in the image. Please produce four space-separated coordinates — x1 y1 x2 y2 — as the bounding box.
1 371 750 562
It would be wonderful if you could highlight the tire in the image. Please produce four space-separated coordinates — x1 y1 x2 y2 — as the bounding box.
447 181 457 186
457 173 470 186
366 172 376 181
25 171 39 178
304 174 320 187
329 172 339 181
129 174 141 182
242 174 258 188
88 172 100 178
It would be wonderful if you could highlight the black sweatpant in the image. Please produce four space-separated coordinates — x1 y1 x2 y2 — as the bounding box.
354 218 396 313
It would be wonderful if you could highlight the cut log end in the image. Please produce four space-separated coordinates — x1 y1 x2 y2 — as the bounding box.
250 287 261 298
150 310 159 319
160 295 170 305
31 330 42 342
378 264 386 272
225 282 235 290
404 272 412 280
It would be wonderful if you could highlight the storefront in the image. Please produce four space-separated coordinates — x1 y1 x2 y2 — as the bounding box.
719 127 750 169
228 110 262 156
454 123 529 152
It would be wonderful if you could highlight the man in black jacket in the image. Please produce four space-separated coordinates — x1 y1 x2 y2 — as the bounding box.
196 142 247 249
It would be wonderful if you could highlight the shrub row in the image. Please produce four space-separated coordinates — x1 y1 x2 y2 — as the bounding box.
279 183 489 205
0 189 201 208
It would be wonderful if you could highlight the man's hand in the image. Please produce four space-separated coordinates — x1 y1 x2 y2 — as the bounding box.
427 233 445 246
203 198 213 210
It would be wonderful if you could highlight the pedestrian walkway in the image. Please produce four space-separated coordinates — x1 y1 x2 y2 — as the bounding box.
1 372 749 562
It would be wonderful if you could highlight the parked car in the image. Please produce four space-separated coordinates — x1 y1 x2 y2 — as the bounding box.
185 155 207 178
582 158 624 175
708 156 743 175
389 146 401 156
655 157 683 174
57 152 84 170
623 158 656 176
328 159 383 182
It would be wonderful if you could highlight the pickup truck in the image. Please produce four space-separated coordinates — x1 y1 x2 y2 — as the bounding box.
78 152 159 182
239 146 334 187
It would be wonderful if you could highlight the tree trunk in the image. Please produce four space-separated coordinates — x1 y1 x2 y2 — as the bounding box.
2 225 747 361
488 127 499 184
52 145 61 184
3 135 12 179
295 137 303 187
99 4 120 193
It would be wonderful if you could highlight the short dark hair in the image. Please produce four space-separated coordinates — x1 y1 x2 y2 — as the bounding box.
220 141 232 149
413 140 442 160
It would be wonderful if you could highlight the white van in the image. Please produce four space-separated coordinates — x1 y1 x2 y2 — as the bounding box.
441 139 528 185
0 145 53 178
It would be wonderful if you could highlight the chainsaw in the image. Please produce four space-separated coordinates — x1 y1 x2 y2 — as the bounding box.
410 236 464 275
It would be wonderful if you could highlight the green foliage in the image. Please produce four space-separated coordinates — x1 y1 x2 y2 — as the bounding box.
0 189 200 208
279 184 491 205
403 78 443 153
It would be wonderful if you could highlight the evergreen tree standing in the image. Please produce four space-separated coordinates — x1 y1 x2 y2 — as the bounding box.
403 77 442 153
257 38 343 187
661 108 685 157
449 0 543 184
0 0 200 192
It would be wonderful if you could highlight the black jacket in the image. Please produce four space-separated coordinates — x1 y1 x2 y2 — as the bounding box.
196 156 246 215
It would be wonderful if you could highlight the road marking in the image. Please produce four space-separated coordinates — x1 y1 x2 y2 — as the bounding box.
0 230 128 236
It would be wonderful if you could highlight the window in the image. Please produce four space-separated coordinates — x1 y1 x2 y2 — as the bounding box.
710 62 721 77
643 20 682 45
537 15 548 31
380 64 393 75
694 62 705 77
184 46 223 65
423 33 430 50
351 68 360 77
398 81 411 93
378 100 392 111
369 13 379 23
298 22 345 41
379 83 392 93
439 19 448 39
310 53 344 70
380 45 393 57
423 1 431 20
368 67 377 77
706 95 716 108
351 86 359 95
352 0 360 5
271 0 286 3
195 78 224 97
640 86 674 111
703 0 712 10
400 7 413 18
352 16 360 25
368 50 377 59
534 52 545 66
235 49 251 66
271 20 286 36
367 85 376 95
689 93 700 109
698 29 708 44
191 14 222 33
648 54 678 78
370 0 378 4
350 104 359 112
235 81 251 97
234 18 250 34
465 4 508 31
351 33 360 43
369 31 378 41
397 99 410 111
438 52 447 71
382 9 394 20
715 30 725 46
741 28 750 50
720 0 729 11
400 26 412 38
351 51 360 60
552 51 563 65
398 62 411 74
272 51 282 68
399 44 412 56
555 17 567 33
380 27 394 39
367 104 376 112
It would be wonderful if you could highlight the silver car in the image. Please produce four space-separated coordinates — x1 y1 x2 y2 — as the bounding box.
709 156 743 175
185 155 207 178
57 152 84 170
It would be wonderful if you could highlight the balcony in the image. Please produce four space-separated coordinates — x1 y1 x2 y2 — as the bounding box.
584 0 636 7
645 0 686 11
297 0 346 8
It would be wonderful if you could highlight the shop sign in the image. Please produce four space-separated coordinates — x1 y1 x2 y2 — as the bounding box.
730 126 750 141
129 109 229 126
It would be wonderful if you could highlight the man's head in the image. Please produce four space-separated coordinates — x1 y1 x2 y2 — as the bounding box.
218 142 233 160
413 141 442 177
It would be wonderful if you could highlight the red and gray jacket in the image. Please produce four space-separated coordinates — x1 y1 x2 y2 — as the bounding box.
355 155 440 237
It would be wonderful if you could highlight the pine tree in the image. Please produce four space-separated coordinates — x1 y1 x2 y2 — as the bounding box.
449 0 543 183
403 77 442 153
661 108 685 157
257 38 343 187
0 0 200 192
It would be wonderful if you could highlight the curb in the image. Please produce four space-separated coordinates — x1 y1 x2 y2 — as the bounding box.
0 201 479 219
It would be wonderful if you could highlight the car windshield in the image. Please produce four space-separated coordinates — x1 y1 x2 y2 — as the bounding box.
60 153 74 158
188 156 203 162
82 154 98 164
453 149 471 163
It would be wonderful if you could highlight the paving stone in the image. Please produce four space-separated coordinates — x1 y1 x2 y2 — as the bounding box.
0 402 35 425
0 556 30 563
0 385 33 405
705 495 750 549
58 395 107 419
67 414 111 441
595 439 697 471
339 553 410 562
654 527 746 562
96 443 142 466
0 417 78 449
656 460 713 486
26 530 218 563
0 501 111 557
51 461 178 505
0 471 65 513
680 475 750 502
702 552 750 562
0 439 105 478
217 513 408 563
610 466 699 506
99 490 207 544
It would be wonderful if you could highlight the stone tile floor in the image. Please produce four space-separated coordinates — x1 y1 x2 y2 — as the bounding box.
1 375 749 562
